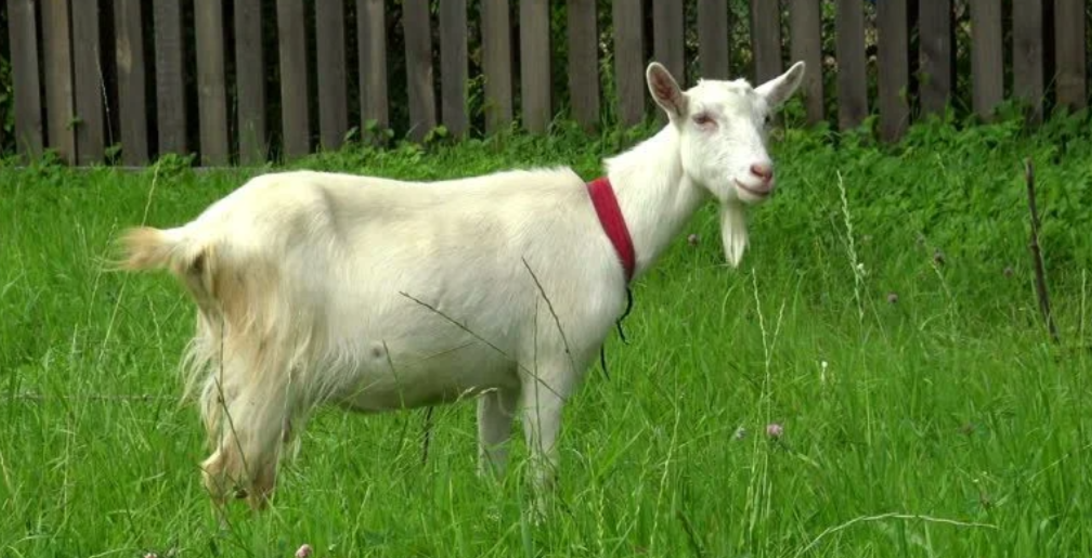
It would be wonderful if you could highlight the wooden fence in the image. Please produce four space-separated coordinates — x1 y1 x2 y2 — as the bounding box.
2 0 1090 167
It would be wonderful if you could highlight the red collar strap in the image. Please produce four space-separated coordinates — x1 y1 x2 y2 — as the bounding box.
586 176 636 283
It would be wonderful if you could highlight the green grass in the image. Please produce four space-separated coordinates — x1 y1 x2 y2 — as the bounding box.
2 114 1092 557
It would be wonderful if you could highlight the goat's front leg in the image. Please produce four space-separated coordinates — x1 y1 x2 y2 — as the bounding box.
518 361 575 503
477 385 520 478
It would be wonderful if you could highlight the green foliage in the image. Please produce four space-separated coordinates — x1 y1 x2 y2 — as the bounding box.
2 112 1092 557
0 51 13 143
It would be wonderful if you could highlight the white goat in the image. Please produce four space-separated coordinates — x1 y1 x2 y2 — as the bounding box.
117 60 805 511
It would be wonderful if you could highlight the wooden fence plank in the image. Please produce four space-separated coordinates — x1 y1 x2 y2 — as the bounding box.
403 0 436 141
520 0 550 133
789 0 824 123
71 0 105 164
114 0 149 164
357 0 388 134
652 0 685 83
877 0 908 141
194 0 229 165
316 0 348 150
439 0 469 136
234 0 267 163
1054 0 1086 110
836 0 868 130
697 0 730 79
276 0 311 158
41 0 75 163
481 0 513 133
751 0 783 83
1013 0 1044 123
918 0 951 116
8 0 44 157
23 0 1092 169
613 0 645 126
969 0 1002 120
153 0 188 155
566 0 599 130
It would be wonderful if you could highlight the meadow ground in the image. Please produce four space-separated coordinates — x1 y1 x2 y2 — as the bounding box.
2 115 1092 557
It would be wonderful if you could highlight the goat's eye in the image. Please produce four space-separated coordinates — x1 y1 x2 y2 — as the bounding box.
693 113 715 129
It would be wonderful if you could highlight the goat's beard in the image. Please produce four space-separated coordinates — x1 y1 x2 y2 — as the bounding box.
719 202 749 267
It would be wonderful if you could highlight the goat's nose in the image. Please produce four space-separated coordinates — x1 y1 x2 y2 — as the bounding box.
750 162 773 182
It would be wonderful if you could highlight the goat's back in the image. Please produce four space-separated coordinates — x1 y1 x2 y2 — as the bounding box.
184 167 621 376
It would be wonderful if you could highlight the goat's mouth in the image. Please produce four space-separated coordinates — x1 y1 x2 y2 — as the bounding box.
734 179 773 199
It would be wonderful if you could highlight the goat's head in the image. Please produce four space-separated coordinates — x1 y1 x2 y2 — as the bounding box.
646 61 805 205
645 60 805 266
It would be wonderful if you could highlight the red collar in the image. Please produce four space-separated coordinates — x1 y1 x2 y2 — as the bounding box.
586 176 636 283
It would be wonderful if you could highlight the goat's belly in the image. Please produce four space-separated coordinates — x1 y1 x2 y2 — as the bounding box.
330 342 518 413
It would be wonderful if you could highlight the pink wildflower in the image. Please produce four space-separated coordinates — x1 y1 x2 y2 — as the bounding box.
766 423 784 438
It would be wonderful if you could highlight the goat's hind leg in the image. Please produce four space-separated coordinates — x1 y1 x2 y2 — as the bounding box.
198 361 300 511
477 385 520 478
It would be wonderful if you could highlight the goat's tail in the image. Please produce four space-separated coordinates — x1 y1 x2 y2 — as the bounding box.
115 224 221 306
117 224 202 273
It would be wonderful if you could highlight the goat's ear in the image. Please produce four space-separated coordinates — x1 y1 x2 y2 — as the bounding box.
646 62 687 119
755 61 806 109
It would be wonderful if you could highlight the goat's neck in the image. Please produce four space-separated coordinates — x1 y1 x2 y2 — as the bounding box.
603 125 707 280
